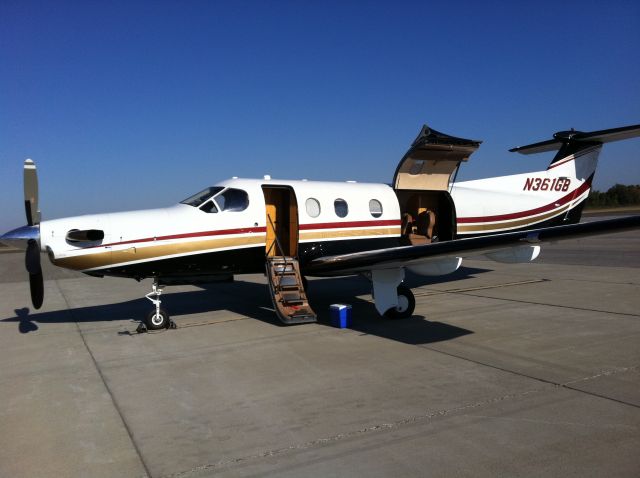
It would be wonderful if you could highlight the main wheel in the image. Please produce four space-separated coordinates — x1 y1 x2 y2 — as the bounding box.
145 307 170 330
384 285 415 319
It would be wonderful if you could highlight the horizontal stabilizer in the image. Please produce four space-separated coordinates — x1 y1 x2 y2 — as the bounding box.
510 123 640 155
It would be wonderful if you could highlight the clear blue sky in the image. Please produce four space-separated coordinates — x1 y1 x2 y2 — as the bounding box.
1 0 639 231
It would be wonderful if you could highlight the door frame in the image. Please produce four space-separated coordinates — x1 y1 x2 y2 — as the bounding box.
262 186 299 257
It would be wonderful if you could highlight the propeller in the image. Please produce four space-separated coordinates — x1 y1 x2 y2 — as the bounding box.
23 159 44 309
0 159 44 309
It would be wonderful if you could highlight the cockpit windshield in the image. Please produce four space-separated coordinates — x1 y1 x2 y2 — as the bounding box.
180 187 224 207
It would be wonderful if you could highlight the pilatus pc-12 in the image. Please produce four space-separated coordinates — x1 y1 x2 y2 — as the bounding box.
2 123 639 331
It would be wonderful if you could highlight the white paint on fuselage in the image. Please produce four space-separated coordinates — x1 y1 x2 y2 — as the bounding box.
40 178 400 266
38 145 601 269
451 146 601 228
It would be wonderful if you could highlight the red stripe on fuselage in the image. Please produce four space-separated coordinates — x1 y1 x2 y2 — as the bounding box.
547 145 599 170
98 226 267 248
457 174 593 224
96 219 400 249
299 219 400 230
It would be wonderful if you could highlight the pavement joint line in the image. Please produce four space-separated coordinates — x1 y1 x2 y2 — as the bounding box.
177 316 251 328
442 291 640 318
413 279 549 297
419 344 640 409
545 276 640 286
462 414 638 430
53 279 152 478
563 365 639 385
163 385 552 478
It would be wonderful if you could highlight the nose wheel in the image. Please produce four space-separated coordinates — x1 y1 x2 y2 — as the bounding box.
145 307 171 330
137 279 176 333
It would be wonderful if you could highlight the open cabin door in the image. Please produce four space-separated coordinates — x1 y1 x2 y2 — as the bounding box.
393 125 481 242
262 186 316 324
263 186 299 257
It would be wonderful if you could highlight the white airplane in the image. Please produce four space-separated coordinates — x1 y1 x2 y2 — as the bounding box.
2 123 639 331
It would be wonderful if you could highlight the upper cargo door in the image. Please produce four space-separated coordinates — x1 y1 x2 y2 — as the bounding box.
393 125 482 191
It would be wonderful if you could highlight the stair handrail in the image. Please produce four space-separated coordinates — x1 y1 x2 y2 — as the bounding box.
266 215 291 283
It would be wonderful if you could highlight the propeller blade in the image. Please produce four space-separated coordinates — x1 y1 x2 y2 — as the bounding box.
24 159 40 226
25 239 41 275
29 270 44 310
25 239 44 309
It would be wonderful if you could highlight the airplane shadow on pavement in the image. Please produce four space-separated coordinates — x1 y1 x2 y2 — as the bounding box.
308 267 487 345
2 266 491 345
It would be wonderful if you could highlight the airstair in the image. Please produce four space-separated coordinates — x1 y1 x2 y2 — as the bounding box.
265 256 317 324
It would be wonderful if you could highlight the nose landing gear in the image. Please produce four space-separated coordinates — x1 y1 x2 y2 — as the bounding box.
136 279 176 333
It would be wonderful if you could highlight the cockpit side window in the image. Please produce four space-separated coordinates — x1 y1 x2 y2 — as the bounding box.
214 188 249 212
180 187 224 207
200 200 218 213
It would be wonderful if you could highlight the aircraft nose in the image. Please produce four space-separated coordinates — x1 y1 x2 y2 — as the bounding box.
0 224 40 250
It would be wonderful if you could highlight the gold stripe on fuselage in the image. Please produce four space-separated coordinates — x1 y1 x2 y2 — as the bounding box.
299 226 401 241
53 235 266 271
456 204 571 234
53 227 401 271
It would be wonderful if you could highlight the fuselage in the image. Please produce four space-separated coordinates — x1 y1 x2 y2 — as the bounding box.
450 145 597 235
38 144 597 283
40 179 402 280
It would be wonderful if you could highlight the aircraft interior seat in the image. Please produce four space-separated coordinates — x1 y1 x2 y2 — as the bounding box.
401 213 414 236
416 210 436 239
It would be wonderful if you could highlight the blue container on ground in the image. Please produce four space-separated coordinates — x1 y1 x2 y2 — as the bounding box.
330 304 352 328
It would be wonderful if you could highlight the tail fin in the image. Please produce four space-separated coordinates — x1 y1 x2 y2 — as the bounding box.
510 123 640 172
510 123 640 225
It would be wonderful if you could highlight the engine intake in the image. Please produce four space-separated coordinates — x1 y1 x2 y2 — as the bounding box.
66 229 105 243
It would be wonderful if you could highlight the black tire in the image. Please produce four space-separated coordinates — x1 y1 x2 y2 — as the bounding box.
145 307 170 330
384 285 415 319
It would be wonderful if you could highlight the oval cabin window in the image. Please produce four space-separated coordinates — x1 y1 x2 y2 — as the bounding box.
306 198 321 218
369 199 383 218
334 199 348 218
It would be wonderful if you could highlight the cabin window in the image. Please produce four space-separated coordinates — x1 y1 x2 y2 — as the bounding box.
334 199 348 218
181 186 224 207
306 198 321 218
214 188 249 212
369 199 383 218
200 200 218 213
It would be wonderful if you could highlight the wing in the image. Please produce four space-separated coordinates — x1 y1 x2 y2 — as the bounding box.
305 216 640 276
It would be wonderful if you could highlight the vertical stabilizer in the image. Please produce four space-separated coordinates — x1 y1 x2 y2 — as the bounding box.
508 124 640 219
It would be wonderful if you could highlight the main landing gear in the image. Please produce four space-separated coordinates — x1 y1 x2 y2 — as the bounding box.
384 285 416 319
136 279 176 333
369 269 416 319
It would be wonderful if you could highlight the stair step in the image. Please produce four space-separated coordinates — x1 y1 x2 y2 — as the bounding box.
279 287 300 293
291 310 314 318
278 276 298 287
281 293 303 304
266 256 316 325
